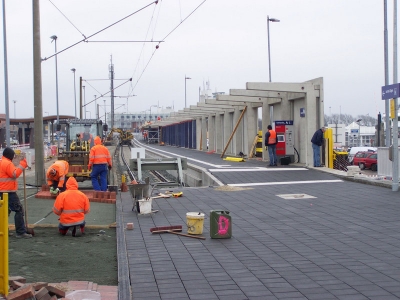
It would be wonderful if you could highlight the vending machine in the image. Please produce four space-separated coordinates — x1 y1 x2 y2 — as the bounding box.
274 120 294 156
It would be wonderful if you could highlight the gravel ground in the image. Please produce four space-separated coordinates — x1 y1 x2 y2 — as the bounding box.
7 146 118 286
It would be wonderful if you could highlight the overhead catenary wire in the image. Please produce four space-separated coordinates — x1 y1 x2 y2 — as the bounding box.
82 78 132 107
47 0 87 39
129 0 207 93
42 1 158 61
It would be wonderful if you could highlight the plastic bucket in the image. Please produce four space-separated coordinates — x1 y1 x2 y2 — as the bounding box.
186 212 205 235
138 198 152 214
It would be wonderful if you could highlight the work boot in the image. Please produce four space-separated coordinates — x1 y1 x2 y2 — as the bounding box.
72 226 82 237
16 233 32 239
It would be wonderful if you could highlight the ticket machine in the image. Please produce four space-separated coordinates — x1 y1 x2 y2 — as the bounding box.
275 120 294 156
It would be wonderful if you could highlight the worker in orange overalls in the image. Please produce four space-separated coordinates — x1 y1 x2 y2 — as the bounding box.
46 160 69 194
52 177 90 237
88 136 112 191
0 147 31 238
265 125 278 166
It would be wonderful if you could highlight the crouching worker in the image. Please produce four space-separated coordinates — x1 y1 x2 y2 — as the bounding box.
52 177 90 237
47 160 69 195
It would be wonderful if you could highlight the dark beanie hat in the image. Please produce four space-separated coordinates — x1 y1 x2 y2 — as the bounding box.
3 147 14 161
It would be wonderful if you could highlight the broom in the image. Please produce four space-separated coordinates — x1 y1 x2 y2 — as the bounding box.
150 225 206 240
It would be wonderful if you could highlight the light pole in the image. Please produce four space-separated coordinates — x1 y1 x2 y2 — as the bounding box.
185 75 191 108
13 100 16 136
104 99 106 125
267 15 280 82
83 85 86 118
94 95 97 119
149 105 157 122
50 35 60 151
71 68 77 118
356 118 362 147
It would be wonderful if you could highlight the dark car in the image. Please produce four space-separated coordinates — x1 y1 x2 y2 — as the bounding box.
352 151 377 171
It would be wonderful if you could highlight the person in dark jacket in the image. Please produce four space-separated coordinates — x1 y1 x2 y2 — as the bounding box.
265 125 278 166
311 127 326 167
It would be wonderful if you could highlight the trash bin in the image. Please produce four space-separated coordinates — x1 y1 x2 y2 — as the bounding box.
210 210 232 239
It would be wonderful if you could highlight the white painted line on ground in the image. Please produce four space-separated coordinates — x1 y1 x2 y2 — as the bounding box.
210 168 308 172
134 139 230 168
228 179 343 187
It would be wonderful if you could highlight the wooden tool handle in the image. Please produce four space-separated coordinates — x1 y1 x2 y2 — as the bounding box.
168 231 206 240
23 169 28 226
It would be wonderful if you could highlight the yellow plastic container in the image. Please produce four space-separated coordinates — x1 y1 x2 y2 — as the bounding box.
186 212 205 235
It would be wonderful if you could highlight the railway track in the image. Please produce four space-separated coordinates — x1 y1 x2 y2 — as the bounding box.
113 141 177 192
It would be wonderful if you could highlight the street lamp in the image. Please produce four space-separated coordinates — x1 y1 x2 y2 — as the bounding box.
13 100 16 136
185 75 191 108
50 34 60 151
267 15 280 82
83 85 86 118
149 105 157 121
104 99 106 125
94 95 97 119
356 118 362 146
71 68 77 118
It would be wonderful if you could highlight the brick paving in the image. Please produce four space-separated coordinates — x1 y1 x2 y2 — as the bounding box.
117 145 400 299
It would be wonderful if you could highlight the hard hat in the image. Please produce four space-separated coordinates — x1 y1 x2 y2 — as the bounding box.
50 168 57 176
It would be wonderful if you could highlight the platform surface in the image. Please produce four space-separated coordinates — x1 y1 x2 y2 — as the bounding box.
116 143 400 299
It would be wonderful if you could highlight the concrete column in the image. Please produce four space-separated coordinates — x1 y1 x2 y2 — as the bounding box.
246 107 258 156
196 118 202 150
215 113 223 152
208 114 215 151
223 111 232 155
201 117 207 151
232 107 242 155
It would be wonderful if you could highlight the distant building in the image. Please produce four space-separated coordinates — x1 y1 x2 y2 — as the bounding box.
328 122 376 148
110 107 174 131
199 81 225 103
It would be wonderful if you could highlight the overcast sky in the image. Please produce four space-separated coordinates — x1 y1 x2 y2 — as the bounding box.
0 0 396 119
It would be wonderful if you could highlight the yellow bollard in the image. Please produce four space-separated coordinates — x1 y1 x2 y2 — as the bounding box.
121 174 126 183
0 193 9 296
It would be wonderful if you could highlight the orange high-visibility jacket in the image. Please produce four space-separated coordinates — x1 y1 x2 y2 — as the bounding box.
0 156 27 192
88 136 112 168
267 130 277 145
52 177 90 226
46 160 69 188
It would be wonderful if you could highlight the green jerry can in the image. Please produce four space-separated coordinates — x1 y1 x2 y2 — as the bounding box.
210 210 232 239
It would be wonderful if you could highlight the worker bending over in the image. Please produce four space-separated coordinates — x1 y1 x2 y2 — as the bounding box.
0 147 31 238
88 136 112 191
46 160 69 195
52 177 90 237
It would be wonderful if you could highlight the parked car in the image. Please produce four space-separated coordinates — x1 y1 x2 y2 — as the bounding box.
348 147 377 163
352 151 377 171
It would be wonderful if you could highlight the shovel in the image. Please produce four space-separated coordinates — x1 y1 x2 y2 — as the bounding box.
23 169 35 236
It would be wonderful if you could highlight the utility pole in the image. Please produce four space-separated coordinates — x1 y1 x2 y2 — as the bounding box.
110 58 115 128
33 0 45 185
2 0 10 147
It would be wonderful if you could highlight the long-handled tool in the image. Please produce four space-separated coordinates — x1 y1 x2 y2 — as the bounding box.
150 225 206 240
33 210 53 225
23 169 35 236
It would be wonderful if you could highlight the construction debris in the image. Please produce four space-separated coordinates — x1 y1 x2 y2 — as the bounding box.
5 277 66 300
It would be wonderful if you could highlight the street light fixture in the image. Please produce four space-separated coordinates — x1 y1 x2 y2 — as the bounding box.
185 75 191 108
50 35 60 152
149 105 157 121
356 118 362 147
71 68 77 118
83 85 86 118
267 15 280 82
